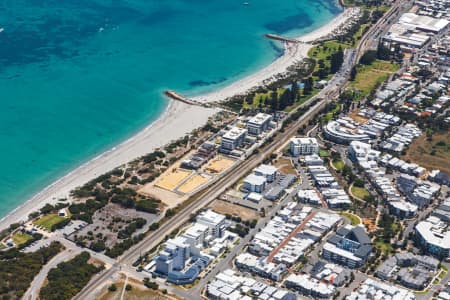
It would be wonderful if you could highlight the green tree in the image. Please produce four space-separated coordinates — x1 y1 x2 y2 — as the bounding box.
330 46 344 73
360 50 377 65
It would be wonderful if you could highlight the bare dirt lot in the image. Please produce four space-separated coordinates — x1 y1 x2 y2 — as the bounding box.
403 132 450 174
155 168 192 191
274 157 297 175
138 185 185 208
209 199 259 221
177 174 210 194
348 111 369 124
204 156 235 174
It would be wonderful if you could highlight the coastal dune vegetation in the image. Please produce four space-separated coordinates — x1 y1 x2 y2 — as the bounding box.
39 251 104 300
0 242 63 299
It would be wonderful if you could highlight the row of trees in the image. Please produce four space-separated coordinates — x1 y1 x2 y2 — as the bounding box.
244 77 315 111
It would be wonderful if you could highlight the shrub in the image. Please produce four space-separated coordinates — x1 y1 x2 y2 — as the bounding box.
108 284 117 292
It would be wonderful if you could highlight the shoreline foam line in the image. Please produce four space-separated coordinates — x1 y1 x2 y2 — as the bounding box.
0 6 356 231
0 101 218 230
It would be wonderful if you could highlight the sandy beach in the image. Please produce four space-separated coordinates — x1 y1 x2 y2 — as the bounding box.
0 7 358 231
0 102 218 230
192 7 359 103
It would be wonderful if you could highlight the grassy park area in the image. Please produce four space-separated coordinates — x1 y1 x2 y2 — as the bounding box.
319 148 330 158
12 233 33 246
348 60 399 100
351 186 370 200
375 238 394 254
340 212 361 226
332 159 345 171
309 40 351 81
34 214 66 231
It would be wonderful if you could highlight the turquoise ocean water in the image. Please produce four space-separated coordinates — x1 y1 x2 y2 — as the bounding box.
0 0 341 218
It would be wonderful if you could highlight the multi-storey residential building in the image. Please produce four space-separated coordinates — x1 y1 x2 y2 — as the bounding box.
247 113 272 136
254 164 278 183
155 236 191 275
220 127 247 151
154 210 230 284
243 174 266 193
290 137 319 156
322 225 372 268
196 209 226 239
415 216 450 259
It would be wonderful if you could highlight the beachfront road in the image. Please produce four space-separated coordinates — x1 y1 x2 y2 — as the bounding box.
73 1 409 298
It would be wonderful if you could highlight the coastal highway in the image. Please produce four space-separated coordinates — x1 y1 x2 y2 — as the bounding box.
74 2 406 299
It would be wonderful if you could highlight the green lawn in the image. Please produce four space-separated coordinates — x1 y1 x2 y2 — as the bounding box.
332 159 345 171
340 212 361 226
12 233 33 246
348 60 399 100
351 186 370 200
319 148 330 158
34 214 66 231
375 238 393 254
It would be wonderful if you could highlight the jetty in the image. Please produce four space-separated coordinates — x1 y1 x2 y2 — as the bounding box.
265 34 300 44
165 90 199 106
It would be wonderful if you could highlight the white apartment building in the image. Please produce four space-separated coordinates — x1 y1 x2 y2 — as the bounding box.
221 127 247 151
247 113 272 136
290 137 319 156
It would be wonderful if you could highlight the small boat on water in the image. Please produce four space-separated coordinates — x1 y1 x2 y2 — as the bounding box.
243 2 249 5
0 28 4 33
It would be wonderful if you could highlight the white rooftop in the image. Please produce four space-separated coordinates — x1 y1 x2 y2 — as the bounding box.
254 164 278 175
244 174 267 186
248 113 272 125
223 127 247 140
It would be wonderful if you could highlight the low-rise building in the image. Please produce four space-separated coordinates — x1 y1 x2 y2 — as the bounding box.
285 273 336 299
304 154 324 166
433 200 450 222
376 253 439 290
235 252 286 281
297 189 321 206
346 278 415 300
323 120 370 144
388 200 418 219
348 141 380 163
207 269 296 300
